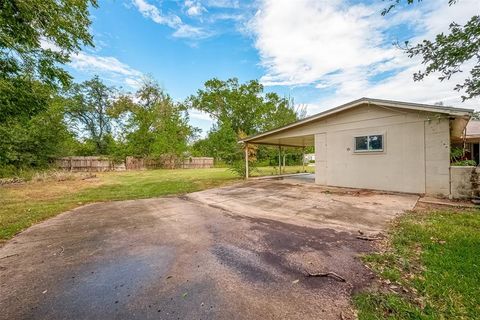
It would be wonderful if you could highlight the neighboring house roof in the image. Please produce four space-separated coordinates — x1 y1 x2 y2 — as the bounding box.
464 120 480 141
466 120 480 136
241 97 474 144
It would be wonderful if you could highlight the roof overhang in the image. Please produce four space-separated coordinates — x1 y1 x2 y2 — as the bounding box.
240 97 474 147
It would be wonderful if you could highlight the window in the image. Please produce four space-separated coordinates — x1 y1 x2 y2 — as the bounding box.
354 135 383 152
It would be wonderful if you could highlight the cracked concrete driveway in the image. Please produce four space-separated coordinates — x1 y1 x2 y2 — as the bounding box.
0 178 418 320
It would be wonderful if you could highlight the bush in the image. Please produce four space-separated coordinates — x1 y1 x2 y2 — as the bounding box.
229 160 257 179
451 160 477 166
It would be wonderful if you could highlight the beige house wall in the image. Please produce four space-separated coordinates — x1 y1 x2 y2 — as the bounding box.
306 104 451 195
424 118 451 196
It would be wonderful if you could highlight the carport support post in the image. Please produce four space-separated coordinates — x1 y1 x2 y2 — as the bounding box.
278 145 282 175
302 147 305 172
245 143 249 179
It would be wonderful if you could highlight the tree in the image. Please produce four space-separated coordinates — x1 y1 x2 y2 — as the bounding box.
65 76 115 155
1 0 97 88
188 78 299 135
0 91 73 174
188 78 301 162
111 77 196 159
0 0 97 175
384 0 480 100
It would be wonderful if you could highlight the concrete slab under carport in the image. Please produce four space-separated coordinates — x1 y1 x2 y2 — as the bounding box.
188 178 419 233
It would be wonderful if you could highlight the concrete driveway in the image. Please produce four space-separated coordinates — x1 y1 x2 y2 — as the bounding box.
189 178 418 233
0 179 418 320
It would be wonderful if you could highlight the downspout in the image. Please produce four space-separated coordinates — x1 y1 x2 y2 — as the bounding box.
424 120 428 195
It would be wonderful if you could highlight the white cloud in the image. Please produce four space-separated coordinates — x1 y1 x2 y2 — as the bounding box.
71 52 141 77
205 0 239 9
188 110 214 137
132 0 209 39
189 109 214 121
70 52 143 89
250 0 394 86
185 0 206 16
173 24 208 39
250 0 480 111
132 0 181 27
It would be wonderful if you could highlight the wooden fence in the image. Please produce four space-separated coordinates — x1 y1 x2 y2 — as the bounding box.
125 156 214 170
56 156 214 172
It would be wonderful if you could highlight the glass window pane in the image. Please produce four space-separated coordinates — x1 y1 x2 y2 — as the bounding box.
368 135 383 150
355 136 368 151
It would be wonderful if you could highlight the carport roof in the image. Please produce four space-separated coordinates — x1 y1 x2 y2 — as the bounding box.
240 97 474 147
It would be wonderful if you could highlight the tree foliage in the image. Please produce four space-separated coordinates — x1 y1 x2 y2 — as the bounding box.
187 78 301 134
0 0 97 175
385 0 480 100
65 76 115 155
0 89 73 171
188 78 302 163
0 0 97 87
111 77 195 158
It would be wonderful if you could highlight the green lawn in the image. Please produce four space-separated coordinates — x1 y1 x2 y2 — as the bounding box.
355 209 480 320
0 166 312 242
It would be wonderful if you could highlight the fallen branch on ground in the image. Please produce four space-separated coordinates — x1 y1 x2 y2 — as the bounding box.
0 253 19 260
305 271 346 282
356 235 381 241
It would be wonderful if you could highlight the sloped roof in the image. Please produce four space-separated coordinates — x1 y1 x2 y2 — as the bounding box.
241 97 474 144
466 120 480 137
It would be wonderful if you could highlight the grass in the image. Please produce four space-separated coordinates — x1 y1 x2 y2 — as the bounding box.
0 165 312 242
252 164 314 177
355 209 480 320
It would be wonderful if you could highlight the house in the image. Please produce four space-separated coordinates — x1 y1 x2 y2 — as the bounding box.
240 98 474 197
458 120 480 164
303 153 315 163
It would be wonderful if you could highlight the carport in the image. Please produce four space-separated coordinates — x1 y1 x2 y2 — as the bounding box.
241 133 315 179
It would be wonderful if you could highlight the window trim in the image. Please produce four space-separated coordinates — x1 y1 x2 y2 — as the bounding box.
353 134 384 153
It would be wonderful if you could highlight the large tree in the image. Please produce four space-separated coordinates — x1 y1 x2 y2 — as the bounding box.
111 77 196 158
187 78 299 135
188 78 303 162
65 76 115 155
0 0 97 173
384 0 480 100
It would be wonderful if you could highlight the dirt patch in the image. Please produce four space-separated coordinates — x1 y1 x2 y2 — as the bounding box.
3 176 103 201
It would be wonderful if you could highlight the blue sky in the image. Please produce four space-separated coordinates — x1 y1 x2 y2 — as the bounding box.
67 0 479 134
